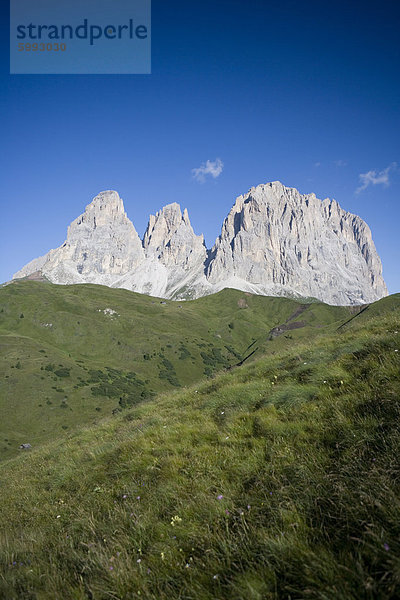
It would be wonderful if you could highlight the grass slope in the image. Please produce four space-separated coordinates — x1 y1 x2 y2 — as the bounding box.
0 282 352 459
0 295 399 599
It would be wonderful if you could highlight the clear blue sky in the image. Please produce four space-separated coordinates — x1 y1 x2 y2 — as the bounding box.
1 0 399 293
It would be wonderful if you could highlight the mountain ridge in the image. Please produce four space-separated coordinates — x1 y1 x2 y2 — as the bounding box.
13 181 388 305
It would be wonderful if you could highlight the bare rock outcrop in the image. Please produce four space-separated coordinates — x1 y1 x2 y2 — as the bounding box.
14 191 145 286
206 181 387 305
13 182 388 305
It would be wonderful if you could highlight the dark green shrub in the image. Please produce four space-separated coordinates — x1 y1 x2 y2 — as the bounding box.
54 368 71 378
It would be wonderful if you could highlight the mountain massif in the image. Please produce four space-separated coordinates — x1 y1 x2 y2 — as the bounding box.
13 181 388 305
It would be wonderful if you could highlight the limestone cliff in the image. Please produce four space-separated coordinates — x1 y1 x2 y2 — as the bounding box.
13 183 388 305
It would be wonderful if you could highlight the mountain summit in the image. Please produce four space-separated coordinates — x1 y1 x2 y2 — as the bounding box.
13 182 388 305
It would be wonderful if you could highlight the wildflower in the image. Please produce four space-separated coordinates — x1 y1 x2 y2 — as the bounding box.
225 436 229 440
137 496 141 500
161 552 165 560
247 504 251 509
171 515 182 526
213 574 218 579
225 509 230 515
217 494 223 500
185 563 190 568
137 558 142 564
56 515 61 519
109 566 114 571
221 411 225 415
384 543 390 551
395 349 398 353
122 494 128 499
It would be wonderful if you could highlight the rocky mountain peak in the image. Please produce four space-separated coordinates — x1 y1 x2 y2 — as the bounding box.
143 203 183 248
13 183 388 305
69 190 129 232
143 202 206 271
206 183 387 305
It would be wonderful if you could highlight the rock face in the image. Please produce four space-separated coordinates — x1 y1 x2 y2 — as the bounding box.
206 182 387 305
13 182 388 305
142 203 207 297
15 191 145 287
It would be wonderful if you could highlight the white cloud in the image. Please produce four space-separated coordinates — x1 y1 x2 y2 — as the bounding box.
314 162 321 167
356 162 397 194
192 158 223 183
334 160 347 167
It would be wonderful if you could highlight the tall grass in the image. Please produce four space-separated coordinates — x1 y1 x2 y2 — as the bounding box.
0 310 399 599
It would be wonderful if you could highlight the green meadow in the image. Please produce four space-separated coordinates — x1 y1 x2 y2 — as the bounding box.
0 282 399 599
0 281 351 460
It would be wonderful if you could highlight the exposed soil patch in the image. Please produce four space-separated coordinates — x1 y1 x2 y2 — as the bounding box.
268 304 309 339
268 321 307 339
25 271 47 282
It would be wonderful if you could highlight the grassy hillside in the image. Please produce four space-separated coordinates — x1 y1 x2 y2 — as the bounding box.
0 294 399 599
0 281 352 459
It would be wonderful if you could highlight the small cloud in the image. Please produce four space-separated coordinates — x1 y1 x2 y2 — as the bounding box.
356 162 397 194
314 162 321 167
334 159 347 167
192 158 223 183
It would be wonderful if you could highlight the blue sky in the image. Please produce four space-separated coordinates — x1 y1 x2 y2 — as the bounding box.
1 0 399 293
